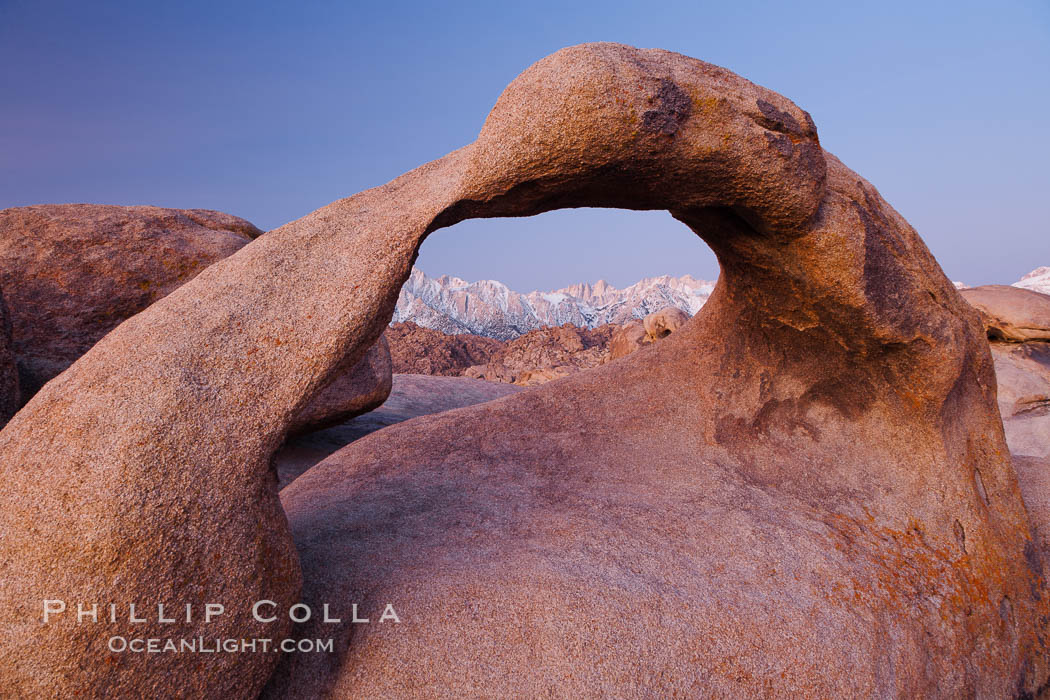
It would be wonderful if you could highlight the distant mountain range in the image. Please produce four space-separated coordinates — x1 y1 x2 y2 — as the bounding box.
1014 267 1050 295
395 266 1050 339
392 268 714 340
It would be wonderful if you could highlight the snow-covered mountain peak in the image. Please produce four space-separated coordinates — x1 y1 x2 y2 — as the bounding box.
392 268 717 339
1014 266 1050 295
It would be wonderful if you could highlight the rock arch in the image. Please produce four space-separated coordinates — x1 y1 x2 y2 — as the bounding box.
0 43 1046 697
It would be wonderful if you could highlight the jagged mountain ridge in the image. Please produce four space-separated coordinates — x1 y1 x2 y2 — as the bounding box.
392 268 715 340
1015 266 1050 295
394 266 1050 340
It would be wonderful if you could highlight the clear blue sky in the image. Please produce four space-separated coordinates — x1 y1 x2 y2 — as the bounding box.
2 0 1047 291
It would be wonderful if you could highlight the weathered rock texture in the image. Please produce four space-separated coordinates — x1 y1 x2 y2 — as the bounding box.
0 203 392 435
1013 456 1050 587
1 43 1046 698
0 204 264 404
274 374 523 488
0 288 18 424
386 321 502 375
606 306 690 362
959 286 1050 460
961 284 1050 342
286 335 392 437
642 305 689 339
607 318 648 360
462 323 616 385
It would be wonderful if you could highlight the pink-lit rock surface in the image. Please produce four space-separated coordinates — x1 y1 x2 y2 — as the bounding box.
1 43 1045 698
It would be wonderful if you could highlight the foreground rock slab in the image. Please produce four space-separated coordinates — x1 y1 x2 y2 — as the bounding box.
275 374 522 488
1 43 1046 697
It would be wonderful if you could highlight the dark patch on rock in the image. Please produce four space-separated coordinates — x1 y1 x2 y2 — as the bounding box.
765 132 794 157
641 79 692 135
854 198 911 327
1024 539 1045 594
756 98 804 136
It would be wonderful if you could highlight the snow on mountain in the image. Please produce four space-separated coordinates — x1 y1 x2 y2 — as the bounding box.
392 267 716 339
1014 266 1050 296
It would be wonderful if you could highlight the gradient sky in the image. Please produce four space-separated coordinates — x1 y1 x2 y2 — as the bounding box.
2 0 1047 291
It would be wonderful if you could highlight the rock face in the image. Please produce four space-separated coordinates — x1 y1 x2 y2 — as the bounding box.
285 335 392 437
0 203 392 435
0 288 18 424
386 321 502 375
960 285 1050 458
1013 456 1050 587
0 204 264 404
607 307 690 361
993 343 1050 458
642 305 689 339
961 285 1050 342
274 374 523 488
607 319 648 361
1 43 1046 697
463 323 616 385
393 266 713 339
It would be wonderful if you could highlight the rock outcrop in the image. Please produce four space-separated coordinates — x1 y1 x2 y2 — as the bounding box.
462 323 615 385
389 321 617 387
606 307 690 361
990 341 1050 459
386 321 502 375
607 319 648 360
1 43 1046 698
0 203 392 435
642 305 689 339
961 285 1050 459
961 284 1050 342
285 335 392 437
0 288 18 425
0 204 264 404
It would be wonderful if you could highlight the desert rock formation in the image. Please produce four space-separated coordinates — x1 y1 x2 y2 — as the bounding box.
285 335 392 437
0 288 18 424
606 318 648 360
462 323 615 385
994 342 1050 458
961 285 1050 460
1 43 1046 698
961 284 1050 342
386 321 502 375
606 306 690 361
0 204 264 403
0 203 392 435
642 305 689 339
389 320 618 386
